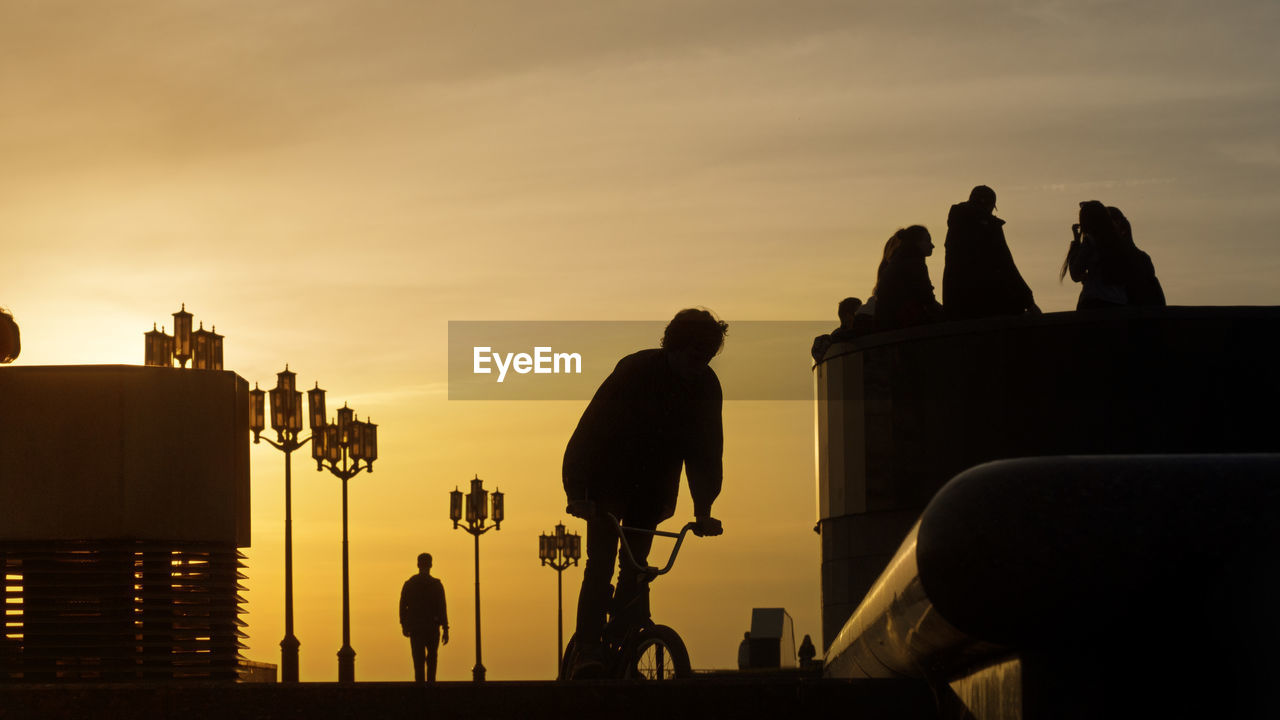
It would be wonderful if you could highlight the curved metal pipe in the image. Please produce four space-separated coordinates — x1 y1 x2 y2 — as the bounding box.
825 454 1280 681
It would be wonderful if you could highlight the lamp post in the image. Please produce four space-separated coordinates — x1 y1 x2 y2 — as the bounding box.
450 476 504 682
248 367 328 683
538 522 580 674
314 402 378 682
143 304 222 369
172 304 193 368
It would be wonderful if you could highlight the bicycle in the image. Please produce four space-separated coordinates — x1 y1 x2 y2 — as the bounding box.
559 513 710 680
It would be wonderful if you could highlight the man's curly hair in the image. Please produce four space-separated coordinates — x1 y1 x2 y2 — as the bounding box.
661 308 728 361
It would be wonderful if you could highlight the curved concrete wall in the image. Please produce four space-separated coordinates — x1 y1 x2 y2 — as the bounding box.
813 307 1280 650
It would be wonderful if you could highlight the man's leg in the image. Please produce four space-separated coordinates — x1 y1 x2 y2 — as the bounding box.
574 514 619 643
409 635 426 683
425 626 441 683
611 518 656 629
570 514 618 677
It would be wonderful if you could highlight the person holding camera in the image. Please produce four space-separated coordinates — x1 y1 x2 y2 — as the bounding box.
1061 200 1133 309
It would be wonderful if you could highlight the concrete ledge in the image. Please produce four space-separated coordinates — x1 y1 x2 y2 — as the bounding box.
0 678 938 720
813 305 1280 646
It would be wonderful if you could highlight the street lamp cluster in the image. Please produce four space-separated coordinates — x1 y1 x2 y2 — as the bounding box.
445 482 589 682
450 476 504 682
248 366 379 683
142 306 590 683
311 401 378 683
143 306 582 684
144 304 223 369
538 523 581 566
450 476 504 531
248 368 324 445
312 404 378 473
539 522 581 672
143 306 384 683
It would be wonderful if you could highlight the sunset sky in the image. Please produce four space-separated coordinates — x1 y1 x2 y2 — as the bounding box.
4 1 1278 680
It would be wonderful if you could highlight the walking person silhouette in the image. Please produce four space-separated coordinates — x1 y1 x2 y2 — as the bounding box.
399 553 449 682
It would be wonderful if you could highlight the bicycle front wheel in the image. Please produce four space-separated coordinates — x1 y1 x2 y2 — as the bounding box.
626 625 692 680
559 634 577 681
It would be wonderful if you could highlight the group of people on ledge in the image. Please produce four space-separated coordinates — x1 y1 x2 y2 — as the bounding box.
811 185 1166 363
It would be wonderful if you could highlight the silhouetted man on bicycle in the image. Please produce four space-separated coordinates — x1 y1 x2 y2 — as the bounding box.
563 308 727 679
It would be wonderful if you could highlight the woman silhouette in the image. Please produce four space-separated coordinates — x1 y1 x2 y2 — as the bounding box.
1107 206 1166 306
874 225 944 331
1061 201 1132 309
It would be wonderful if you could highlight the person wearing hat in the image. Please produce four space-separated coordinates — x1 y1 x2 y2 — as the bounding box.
942 185 1040 320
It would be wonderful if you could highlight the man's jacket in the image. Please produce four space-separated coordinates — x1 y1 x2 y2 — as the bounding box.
942 201 1034 319
400 574 447 635
563 348 723 523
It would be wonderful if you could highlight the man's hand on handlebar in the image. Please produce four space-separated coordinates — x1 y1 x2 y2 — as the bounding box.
566 499 597 520
569 499 721 536
692 515 723 537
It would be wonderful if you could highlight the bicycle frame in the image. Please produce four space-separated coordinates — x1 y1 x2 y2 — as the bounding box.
558 514 698 680
606 513 697 579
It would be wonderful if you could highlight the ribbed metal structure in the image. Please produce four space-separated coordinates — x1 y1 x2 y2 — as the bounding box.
1 540 247 682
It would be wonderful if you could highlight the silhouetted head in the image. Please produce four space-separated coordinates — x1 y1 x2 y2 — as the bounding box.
0 308 18 364
1078 200 1116 240
880 225 931 264
901 225 934 258
662 308 728 366
1064 200 1131 284
1107 206 1136 247
837 297 863 327
969 185 997 214
874 226 931 295
417 553 432 573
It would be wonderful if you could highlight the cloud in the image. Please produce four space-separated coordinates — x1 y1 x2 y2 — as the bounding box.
1012 177 1179 193
342 382 450 407
1217 140 1280 168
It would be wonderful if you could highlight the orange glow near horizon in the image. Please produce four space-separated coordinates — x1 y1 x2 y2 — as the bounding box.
4 0 1279 682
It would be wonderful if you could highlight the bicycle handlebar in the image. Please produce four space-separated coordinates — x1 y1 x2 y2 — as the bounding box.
606 513 697 578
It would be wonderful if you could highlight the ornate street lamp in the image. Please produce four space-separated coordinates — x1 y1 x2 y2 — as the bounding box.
142 305 220 370
450 476 504 682
172 304 193 368
210 327 224 370
191 323 224 370
144 324 174 367
248 366 329 683
315 402 378 683
539 522 581 674
192 324 211 370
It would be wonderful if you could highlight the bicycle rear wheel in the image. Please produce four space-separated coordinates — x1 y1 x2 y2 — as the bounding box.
626 625 691 680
